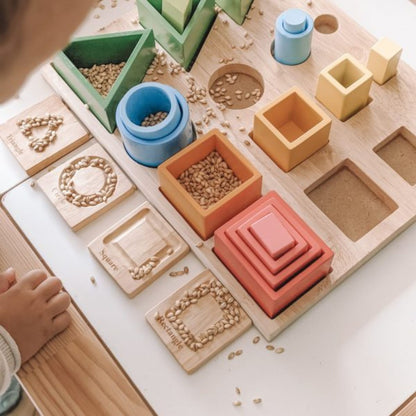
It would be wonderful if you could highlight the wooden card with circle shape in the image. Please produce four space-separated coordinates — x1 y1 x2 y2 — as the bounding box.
37 142 135 231
88 201 189 298
0 95 89 175
146 270 252 374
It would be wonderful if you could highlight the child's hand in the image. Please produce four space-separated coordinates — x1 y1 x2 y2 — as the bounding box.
0 268 16 294
0 270 71 363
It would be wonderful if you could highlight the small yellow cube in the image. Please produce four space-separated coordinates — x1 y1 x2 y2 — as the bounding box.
316 53 373 121
367 37 402 85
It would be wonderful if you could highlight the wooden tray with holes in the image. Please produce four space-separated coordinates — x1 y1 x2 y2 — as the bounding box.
89 201 189 297
42 0 416 341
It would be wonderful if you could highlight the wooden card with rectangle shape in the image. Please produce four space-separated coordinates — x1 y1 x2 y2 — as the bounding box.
0 95 89 175
146 270 252 374
89 201 189 297
37 142 135 231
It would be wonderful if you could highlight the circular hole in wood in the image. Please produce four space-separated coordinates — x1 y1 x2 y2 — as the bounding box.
314 14 339 34
208 64 264 110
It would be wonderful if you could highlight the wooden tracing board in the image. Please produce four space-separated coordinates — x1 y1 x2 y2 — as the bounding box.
43 0 416 341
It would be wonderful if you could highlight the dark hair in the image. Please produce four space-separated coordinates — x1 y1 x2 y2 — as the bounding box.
0 0 26 38
0 0 26 68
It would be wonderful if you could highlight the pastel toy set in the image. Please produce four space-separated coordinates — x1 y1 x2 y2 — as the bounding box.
14 0 413 384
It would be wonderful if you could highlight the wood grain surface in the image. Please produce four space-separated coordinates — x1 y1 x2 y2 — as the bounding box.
0 206 155 416
37 142 135 231
0 95 89 176
89 201 189 297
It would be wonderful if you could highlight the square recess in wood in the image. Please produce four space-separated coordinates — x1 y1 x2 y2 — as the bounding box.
146 270 252 374
37 142 135 231
89 201 189 297
0 95 89 175
306 159 398 242
374 127 416 186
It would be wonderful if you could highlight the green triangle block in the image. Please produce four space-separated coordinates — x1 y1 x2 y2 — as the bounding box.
137 0 215 70
215 0 253 25
52 30 156 133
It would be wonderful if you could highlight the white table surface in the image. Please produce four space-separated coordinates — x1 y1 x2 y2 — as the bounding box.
1 1 416 415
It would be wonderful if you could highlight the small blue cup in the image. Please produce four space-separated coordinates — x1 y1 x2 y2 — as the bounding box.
274 9 314 66
116 82 195 167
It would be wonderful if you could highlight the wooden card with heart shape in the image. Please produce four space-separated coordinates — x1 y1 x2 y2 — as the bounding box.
0 95 89 175
146 270 252 374
37 142 135 231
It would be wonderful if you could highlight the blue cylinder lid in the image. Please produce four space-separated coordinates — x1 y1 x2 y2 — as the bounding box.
282 9 307 34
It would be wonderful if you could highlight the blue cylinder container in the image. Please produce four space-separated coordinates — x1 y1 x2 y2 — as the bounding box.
116 82 195 167
274 9 314 66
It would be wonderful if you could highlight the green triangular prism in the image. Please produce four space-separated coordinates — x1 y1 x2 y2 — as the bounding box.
137 0 215 70
52 30 156 132
215 0 253 25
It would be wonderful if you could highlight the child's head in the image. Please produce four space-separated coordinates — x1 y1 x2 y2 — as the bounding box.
0 0 93 102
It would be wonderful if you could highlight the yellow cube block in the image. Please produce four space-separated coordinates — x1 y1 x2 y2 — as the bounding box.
316 53 373 121
253 87 332 172
367 37 402 85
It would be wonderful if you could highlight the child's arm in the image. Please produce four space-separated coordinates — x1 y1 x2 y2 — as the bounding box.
0 269 71 392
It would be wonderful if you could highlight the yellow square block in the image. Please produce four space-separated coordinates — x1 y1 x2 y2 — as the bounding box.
253 86 332 172
367 37 402 85
316 53 373 121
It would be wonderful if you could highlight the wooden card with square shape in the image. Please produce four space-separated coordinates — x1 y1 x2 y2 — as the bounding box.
37 142 135 231
146 270 252 374
0 95 89 175
88 201 189 298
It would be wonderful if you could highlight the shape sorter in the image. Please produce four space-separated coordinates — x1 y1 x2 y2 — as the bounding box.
253 87 332 172
41 1 416 344
316 53 373 121
214 191 334 318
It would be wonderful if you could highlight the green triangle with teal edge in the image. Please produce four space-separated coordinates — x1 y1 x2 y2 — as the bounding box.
52 29 156 133
137 0 216 70
215 0 253 25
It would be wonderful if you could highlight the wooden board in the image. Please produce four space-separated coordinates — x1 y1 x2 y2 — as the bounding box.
37 142 135 231
0 95 89 176
146 270 251 374
89 201 189 297
0 206 155 416
42 0 416 341
392 391 416 416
